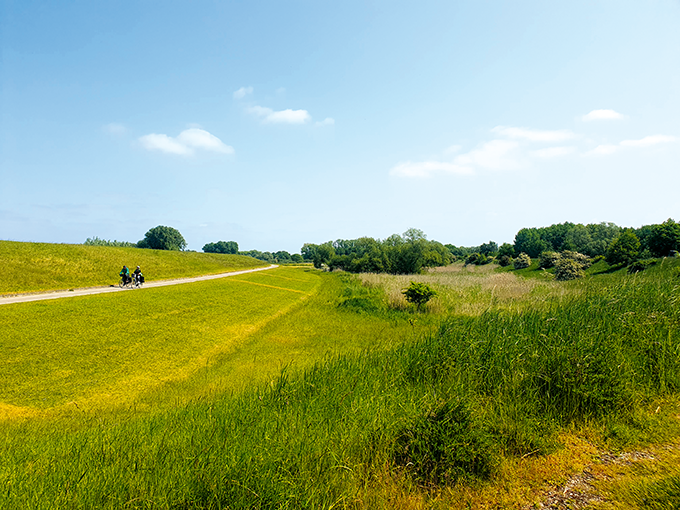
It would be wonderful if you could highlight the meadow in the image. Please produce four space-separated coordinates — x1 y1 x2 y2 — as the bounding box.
1 248 679 508
0 240 268 294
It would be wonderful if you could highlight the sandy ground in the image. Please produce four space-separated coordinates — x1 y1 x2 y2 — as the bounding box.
0 264 278 306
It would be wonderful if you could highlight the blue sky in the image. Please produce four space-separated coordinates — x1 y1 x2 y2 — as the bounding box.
2 1 679 253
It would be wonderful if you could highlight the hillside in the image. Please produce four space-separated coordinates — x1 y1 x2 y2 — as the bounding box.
0 240 268 295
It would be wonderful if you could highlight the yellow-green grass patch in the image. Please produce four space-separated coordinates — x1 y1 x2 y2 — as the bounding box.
1 240 268 294
0 266 320 416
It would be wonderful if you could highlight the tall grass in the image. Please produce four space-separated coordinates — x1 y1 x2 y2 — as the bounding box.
1 261 679 508
0 241 267 294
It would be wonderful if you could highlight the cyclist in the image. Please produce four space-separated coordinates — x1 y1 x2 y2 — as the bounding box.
119 265 131 285
133 266 144 285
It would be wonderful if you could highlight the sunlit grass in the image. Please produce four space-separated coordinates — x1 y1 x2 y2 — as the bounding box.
0 240 267 294
1 260 679 508
0 267 321 417
357 261 571 315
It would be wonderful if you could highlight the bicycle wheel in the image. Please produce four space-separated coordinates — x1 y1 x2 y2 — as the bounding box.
118 278 125 288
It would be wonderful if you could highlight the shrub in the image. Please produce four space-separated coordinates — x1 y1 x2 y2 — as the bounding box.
498 255 512 267
606 229 640 266
554 258 584 281
392 399 497 485
513 253 531 270
402 281 437 310
538 251 560 269
627 259 657 274
560 250 592 270
465 253 481 266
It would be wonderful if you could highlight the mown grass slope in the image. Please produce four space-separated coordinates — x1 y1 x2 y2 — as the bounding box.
0 240 268 294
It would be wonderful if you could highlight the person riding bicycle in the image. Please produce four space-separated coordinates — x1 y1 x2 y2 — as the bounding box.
119 265 131 285
133 266 144 284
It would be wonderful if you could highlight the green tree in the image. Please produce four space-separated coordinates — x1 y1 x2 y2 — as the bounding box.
647 219 680 257
203 240 239 254
498 243 514 258
402 281 437 310
514 229 549 258
138 226 187 251
605 229 640 266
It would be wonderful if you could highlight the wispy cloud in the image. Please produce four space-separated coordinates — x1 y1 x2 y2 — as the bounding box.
582 109 626 122
492 126 576 142
247 105 311 124
233 86 253 100
390 161 473 178
586 134 677 156
315 117 335 127
530 146 576 158
620 134 677 147
103 122 126 135
139 128 234 156
454 140 521 170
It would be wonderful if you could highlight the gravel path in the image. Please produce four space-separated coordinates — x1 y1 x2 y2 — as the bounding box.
0 264 278 306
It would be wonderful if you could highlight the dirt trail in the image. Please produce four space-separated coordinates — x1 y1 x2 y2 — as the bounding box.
0 264 278 305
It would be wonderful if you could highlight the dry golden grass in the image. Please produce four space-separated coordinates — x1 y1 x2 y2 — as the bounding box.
357 263 571 316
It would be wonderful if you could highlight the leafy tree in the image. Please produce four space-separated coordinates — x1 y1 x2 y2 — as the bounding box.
138 226 187 251
498 255 512 267
291 254 304 263
478 241 498 256
606 229 640 266
274 250 292 262
402 281 437 310
313 243 335 269
301 243 318 261
514 229 549 258
203 240 239 254
84 237 136 247
498 243 514 258
647 219 680 257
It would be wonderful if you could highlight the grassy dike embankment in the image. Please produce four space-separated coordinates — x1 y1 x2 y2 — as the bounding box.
1 252 679 508
0 240 268 295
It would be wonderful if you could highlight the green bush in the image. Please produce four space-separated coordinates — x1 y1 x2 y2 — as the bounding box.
402 281 437 310
513 252 531 270
498 255 512 267
627 259 657 273
138 225 187 251
606 229 640 266
392 399 497 485
560 250 591 270
538 251 560 269
554 258 584 281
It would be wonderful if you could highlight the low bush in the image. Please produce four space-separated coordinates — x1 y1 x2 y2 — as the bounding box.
628 259 657 273
538 251 560 269
498 255 512 267
513 252 531 270
554 258 585 281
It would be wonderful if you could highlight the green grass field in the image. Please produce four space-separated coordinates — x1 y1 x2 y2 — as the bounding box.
0 240 268 294
1 247 679 508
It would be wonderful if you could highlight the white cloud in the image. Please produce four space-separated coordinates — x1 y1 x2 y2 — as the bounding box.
233 86 253 99
103 123 126 135
454 140 521 170
443 144 462 155
315 117 335 127
586 135 676 156
620 134 677 147
177 128 234 154
530 146 576 158
390 160 473 178
585 144 619 156
247 105 311 124
139 129 233 156
492 126 576 142
582 109 626 121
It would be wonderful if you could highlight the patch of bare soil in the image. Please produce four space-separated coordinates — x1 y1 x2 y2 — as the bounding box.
528 450 658 509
